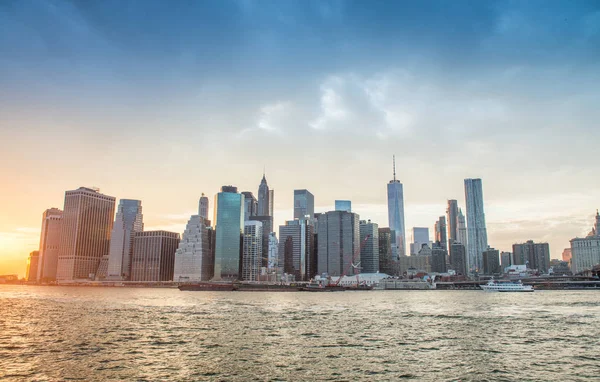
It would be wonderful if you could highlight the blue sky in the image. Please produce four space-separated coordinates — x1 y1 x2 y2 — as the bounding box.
1 0 599 274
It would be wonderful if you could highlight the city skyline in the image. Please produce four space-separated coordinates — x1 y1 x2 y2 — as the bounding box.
1 0 600 276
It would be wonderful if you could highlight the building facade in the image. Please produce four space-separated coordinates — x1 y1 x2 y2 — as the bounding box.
26 251 40 282
242 192 258 221
37 208 63 282
56 187 116 281
213 186 244 280
268 232 279 270
293 189 314 220
242 221 263 281
317 210 360 277
198 193 209 220
482 247 501 275
464 178 488 273
278 219 315 281
449 241 467 275
410 227 430 255
434 216 447 251
446 200 459 247
387 157 406 258
512 240 551 273
257 174 270 217
130 231 180 282
173 215 214 282
500 251 514 270
359 220 379 274
106 199 144 280
335 200 352 213
378 228 396 275
431 243 448 273
457 208 468 246
570 211 600 274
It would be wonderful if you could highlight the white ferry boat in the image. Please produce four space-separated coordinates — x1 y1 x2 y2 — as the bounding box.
480 279 534 292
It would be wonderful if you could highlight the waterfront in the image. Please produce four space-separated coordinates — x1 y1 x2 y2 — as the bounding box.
1 286 599 381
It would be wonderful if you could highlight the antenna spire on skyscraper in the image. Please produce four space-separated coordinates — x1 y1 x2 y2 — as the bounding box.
393 155 396 181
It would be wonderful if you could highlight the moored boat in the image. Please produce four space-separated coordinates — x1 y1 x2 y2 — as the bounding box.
480 279 534 292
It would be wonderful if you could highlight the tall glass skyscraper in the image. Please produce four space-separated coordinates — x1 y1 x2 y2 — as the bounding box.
464 178 488 273
293 189 314 220
107 199 144 280
213 186 244 280
387 156 406 258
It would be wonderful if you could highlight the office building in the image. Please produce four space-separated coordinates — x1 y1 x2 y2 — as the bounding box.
213 186 244 280
562 248 572 263
378 228 396 275
464 178 488 273
317 210 360 277
173 215 214 282
447 200 459 246
37 208 63 282
56 187 116 281
106 199 144 280
482 247 501 275
399 255 431 275
512 240 551 273
570 211 600 273
549 259 572 275
278 219 315 281
457 208 467 246
449 241 467 275
268 232 278 270
242 192 258 221
294 189 315 220
257 173 270 217
434 216 447 251
242 221 263 281
250 215 273 268
269 189 274 218
359 220 379 273
410 227 430 255
387 156 406 258
198 193 209 220
431 243 448 273
130 231 180 282
335 200 352 213
26 251 40 282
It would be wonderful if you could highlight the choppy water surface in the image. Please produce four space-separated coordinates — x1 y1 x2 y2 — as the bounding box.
1 286 599 381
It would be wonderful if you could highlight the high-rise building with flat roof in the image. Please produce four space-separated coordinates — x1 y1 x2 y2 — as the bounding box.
250 215 273 268
37 208 63 282
500 251 514 270
278 219 315 281
242 192 258 221
335 200 352 213
387 156 406 258
173 216 214 282
464 178 488 273
317 210 360 277
446 200 459 247
213 186 244 280
26 251 40 282
56 187 116 281
130 230 180 282
359 220 379 273
410 227 430 255
242 221 263 281
482 247 501 275
199 193 209 220
294 189 314 220
449 241 467 275
435 216 447 251
513 240 551 273
378 228 396 275
106 199 143 281
431 243 448 273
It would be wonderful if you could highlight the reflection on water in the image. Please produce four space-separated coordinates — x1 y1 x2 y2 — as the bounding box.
1 286 598 381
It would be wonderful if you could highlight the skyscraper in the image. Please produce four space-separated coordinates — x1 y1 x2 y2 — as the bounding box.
213 186 244 280
198 193 209 220
242 221 263 281
482 247 501 275
464 178 488 273
457 208 468 246
431 243 448 273
173 215 214 282
269 189 274 218
378 228 396 275
317 210 360 277
447 200 459 247
335 200 352 212
26 251 40 282
387 156 406 258
434 216 447 251
106 199 144 280
449 241 467 275
359 220 379 273
37 208 63 282
410 227 430 255
268 232 279 270
130 231 180 282
278 219 315 281
570 211 600 274
242 191 258 221
56 187 116 281
250 215 273 268
257 173 270 217
293 189 314 220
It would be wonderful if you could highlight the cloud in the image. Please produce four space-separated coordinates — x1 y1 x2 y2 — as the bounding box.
238 101 292 138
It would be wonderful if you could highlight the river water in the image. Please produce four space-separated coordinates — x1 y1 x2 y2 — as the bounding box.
1 285 598 381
